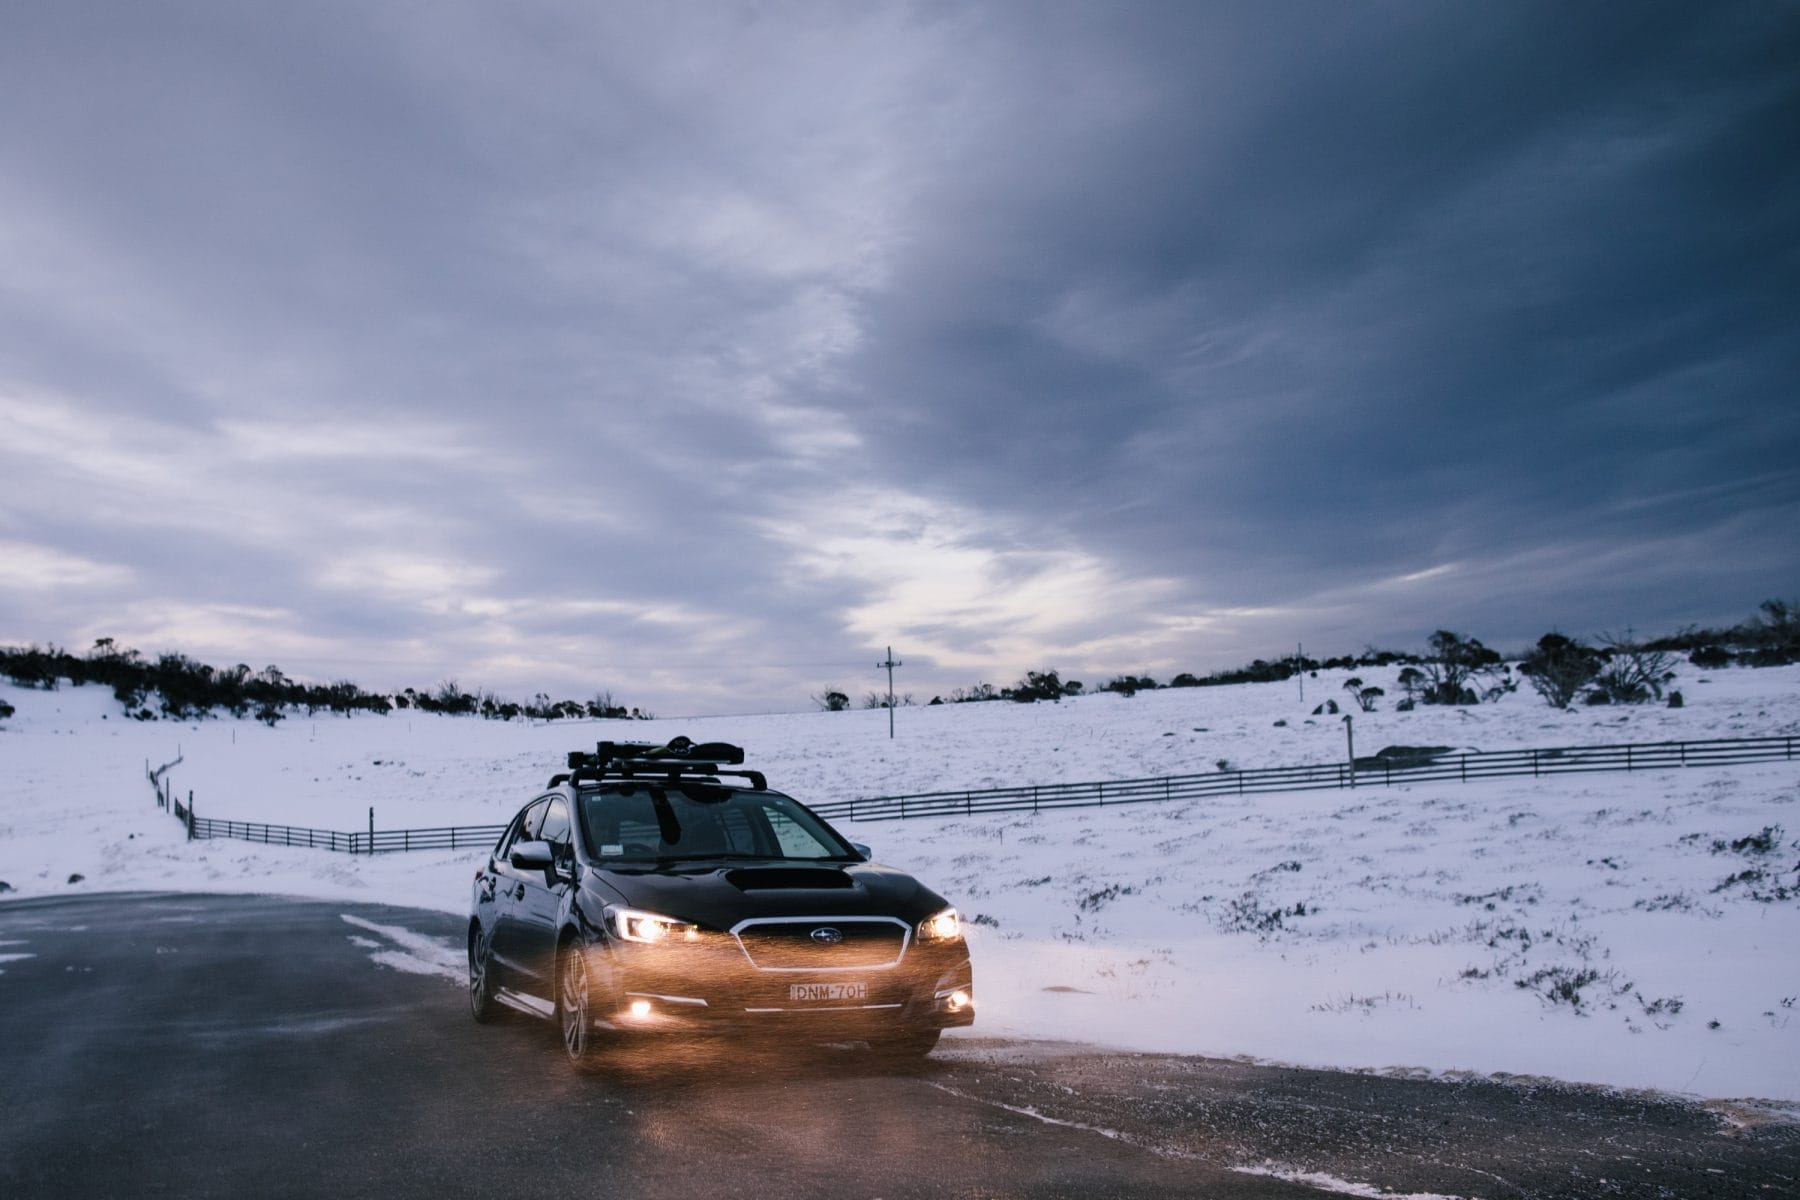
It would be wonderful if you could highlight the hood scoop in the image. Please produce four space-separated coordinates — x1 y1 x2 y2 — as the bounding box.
726 867 855 891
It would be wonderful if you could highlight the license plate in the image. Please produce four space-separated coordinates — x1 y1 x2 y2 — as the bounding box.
789 982 867 1002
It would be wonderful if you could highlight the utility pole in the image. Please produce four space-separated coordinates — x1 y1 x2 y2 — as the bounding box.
877 646 902 739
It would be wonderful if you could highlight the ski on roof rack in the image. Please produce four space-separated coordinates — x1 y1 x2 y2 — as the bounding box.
551 737 763 790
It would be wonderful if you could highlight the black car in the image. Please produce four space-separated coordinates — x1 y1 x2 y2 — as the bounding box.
468 739 974 1068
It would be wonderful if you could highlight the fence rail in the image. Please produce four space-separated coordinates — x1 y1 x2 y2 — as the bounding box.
187 817 509 854
806 735 1799 823
146 734 1796 849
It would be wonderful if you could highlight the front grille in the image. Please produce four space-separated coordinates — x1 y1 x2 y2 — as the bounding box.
732 918 909 970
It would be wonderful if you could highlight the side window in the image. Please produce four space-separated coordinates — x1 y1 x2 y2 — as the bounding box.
511 798 550 852
539 798 571 864
495 804 534 858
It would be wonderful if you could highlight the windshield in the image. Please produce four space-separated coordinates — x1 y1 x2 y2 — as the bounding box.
577 783 858 863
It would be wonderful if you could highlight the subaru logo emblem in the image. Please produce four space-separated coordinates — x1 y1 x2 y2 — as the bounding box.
810 926 844 945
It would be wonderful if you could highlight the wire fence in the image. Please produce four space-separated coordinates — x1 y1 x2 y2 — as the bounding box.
145 734 1796 849
805 735 1799 823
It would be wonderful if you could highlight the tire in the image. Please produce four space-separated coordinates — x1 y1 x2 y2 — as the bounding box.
468 924 500 1024
871 1028 940 1059
558 942 608 1072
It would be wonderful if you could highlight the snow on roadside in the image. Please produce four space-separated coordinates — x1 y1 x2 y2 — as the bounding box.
2 663 1797 1103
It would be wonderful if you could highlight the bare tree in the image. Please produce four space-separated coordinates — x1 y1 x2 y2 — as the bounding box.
811 687 850 712
1414 631 1505 705
1593 632 1677 703
1746 598 1800 662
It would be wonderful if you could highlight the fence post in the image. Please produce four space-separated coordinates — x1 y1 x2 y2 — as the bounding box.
368 807 375 856
1532 749 1539 778
186 792 195 841
1626 745 1632 773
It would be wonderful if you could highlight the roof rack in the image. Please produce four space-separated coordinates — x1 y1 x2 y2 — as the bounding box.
549 736 766 790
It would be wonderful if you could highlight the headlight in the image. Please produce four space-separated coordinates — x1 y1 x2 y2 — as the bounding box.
608 907 699 944
917 907 962 943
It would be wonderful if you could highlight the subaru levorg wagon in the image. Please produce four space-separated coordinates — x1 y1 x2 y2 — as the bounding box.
468 739 974 1068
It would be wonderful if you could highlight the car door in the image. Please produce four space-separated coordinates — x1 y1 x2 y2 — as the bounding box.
505 795 573 996
489 797 549 980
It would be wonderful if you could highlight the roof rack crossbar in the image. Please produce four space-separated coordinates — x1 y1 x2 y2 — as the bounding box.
552 737 762 791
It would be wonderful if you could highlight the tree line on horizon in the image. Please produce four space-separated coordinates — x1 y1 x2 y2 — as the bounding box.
0 638 648 726
1 599 1793 727
812 597 1800 713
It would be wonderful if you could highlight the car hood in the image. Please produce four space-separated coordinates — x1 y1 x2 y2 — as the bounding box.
590 860 945 930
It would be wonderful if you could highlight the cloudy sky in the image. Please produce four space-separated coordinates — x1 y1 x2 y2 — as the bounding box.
2 2 1796 715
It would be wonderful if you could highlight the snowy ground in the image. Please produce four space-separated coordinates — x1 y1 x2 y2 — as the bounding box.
3 662 1798 1105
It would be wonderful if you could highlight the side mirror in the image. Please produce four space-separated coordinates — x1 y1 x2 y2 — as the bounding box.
509 840 555 870
850 842 872 861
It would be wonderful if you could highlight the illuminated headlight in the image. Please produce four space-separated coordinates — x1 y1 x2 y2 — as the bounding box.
917 907 962 943
608 907 699 945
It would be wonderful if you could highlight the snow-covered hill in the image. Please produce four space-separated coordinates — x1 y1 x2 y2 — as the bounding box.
2 662 1797 1104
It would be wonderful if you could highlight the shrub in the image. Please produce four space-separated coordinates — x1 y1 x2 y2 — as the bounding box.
948 682 998 703
1004 670 1067 703
1519 633 1603 709
1689 645 1733 669
1405 632 1504 706
812 688 850 712
1342 676 1382 712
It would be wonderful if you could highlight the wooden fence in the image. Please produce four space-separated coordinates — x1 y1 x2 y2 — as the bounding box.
805 735 1799 822
146 734 1796 848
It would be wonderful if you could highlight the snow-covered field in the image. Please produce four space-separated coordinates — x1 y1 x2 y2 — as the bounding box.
3 663 1798 1105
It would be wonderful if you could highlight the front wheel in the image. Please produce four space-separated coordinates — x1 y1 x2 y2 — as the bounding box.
468 925 500 1024
558 943 608 1072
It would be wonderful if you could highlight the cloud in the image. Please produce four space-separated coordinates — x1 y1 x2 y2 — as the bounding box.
0 542 134 592
0 2 1795 712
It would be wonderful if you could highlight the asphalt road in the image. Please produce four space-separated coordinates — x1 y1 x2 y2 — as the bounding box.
1 893 1794 1199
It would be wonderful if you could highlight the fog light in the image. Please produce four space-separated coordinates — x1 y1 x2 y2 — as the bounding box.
628 999 652 1020
946 990 971 1012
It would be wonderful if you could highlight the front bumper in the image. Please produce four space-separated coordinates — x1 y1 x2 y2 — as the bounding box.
586 930 975 1038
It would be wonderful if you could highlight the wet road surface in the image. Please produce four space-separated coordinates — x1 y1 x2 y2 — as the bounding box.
1 893 1794 1198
